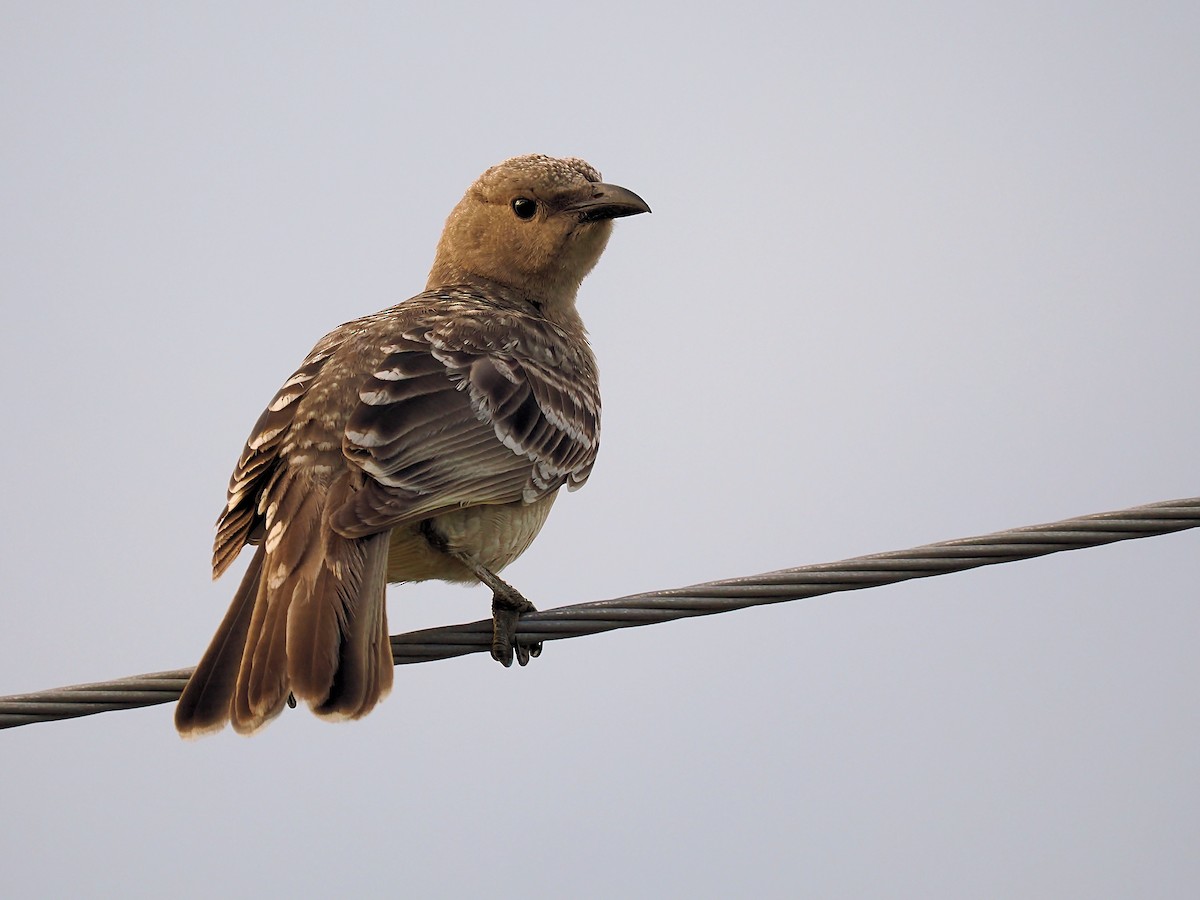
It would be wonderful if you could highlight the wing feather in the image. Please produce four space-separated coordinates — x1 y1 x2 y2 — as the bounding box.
212 290 600 564
212 337 347 577
329 297 600 538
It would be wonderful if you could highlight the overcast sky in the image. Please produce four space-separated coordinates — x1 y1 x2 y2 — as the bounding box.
2 3 1198 898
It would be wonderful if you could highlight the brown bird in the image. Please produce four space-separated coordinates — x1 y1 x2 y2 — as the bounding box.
174 154 649 736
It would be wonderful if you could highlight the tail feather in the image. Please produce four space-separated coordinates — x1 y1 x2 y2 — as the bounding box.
230 569 290 734
175 547 265 738
313 530 393 720
232 485 323 733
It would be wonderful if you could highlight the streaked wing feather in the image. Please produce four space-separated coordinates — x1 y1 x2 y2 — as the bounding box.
213 336 348 577
331 303 599 538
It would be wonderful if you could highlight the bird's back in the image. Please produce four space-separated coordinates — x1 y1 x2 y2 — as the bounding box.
214 287 601 583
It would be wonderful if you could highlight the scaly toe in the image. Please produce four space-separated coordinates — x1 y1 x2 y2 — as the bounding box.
491 591 537 668
491 607 519 667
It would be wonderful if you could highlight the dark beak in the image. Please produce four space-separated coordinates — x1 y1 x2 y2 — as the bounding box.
566 183 652 222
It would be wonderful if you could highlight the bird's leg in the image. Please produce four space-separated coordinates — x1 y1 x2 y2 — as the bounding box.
420 522 543 667
469 562 542 668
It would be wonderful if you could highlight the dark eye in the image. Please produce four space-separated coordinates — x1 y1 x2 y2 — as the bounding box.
511 198 538 220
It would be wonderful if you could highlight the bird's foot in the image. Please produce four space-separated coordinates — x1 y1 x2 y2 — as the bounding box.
432 528 544 668
491 587 542 668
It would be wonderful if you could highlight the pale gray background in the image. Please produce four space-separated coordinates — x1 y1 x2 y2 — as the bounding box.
2 3 1197 898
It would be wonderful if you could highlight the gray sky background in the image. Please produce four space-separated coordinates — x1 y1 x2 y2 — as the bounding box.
2 3 1197 897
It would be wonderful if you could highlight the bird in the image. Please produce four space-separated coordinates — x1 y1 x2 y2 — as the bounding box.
174 154 649 737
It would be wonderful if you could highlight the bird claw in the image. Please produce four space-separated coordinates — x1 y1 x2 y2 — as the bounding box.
491 590 540 668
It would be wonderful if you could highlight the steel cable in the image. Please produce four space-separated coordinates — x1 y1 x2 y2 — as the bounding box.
2 497 1196 730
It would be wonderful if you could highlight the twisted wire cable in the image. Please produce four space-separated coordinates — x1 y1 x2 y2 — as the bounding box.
3 497 1197 730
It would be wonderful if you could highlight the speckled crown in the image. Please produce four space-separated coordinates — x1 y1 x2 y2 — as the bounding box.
479 154 602 189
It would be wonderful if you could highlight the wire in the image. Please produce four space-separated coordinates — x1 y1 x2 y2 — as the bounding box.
2 497 1196 730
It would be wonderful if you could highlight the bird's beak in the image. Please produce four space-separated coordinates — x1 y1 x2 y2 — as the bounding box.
566 183 652 222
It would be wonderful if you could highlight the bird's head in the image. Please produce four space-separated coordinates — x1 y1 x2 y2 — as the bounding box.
428 154 650 313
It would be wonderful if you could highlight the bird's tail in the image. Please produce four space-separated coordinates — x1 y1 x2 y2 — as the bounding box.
176 494 394 737
277 526 393 726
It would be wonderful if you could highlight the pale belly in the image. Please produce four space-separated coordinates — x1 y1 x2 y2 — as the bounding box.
384 493 558 584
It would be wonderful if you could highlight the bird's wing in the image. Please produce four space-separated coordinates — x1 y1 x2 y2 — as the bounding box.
329 302 600 538
212 329 351 578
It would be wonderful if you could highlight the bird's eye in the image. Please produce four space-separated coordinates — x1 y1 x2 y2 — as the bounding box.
511 198 538 220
